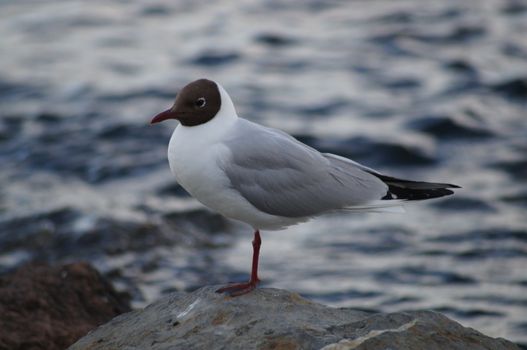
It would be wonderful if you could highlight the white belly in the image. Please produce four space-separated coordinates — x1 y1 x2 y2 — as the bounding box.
167 127 303 230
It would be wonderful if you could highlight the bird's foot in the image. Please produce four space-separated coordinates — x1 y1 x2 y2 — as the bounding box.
215 279 259 297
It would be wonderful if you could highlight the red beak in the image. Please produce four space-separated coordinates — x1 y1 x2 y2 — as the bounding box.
150 109 178 124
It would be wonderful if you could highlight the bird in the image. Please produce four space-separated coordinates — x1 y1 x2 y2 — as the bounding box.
151 78 459 297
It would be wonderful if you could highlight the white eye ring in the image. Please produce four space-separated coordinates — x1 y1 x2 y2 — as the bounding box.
195 97 206 108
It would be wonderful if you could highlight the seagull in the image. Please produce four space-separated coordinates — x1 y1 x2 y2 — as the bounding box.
151 79 459 296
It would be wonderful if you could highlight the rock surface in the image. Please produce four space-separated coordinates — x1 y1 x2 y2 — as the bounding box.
70 286 519 350
0 262 131 350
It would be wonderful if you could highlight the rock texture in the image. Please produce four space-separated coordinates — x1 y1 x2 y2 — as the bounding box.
70 286 519 350
0 262 131 350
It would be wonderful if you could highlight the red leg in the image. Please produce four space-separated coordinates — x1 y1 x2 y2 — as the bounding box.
216 230 261 296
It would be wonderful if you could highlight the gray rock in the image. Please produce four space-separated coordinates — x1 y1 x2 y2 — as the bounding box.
69 286 519 350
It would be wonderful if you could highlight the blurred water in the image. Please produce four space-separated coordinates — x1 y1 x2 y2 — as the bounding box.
1 0 526 345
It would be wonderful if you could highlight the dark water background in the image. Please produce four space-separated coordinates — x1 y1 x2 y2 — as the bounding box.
1 0 526 345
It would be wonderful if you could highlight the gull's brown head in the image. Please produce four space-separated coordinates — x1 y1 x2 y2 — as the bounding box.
150 79 221 127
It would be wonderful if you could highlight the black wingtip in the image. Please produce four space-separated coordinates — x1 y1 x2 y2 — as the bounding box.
371 174 461 201
383 186 456 200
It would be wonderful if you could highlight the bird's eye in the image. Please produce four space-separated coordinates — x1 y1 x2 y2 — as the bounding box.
195 97 206 108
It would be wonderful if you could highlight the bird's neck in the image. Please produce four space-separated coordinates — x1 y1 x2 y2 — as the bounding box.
216 83 237 119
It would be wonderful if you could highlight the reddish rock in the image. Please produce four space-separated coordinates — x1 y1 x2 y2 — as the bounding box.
0 262 130 350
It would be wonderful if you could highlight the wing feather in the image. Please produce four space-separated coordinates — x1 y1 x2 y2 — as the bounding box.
220 120 389 218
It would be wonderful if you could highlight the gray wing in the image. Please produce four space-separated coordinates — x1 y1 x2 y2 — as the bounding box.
220 119 389 218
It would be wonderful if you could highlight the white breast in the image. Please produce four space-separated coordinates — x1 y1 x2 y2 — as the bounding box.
168 126 232 210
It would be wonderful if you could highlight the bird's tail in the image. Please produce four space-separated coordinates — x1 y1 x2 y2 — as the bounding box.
323 153 460 202
343 200 406 213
